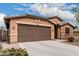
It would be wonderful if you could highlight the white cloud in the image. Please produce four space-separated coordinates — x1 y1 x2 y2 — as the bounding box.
0 13 6 29
14 8 26 11
32 4 78 26
45 3 65 8
32 4 75 18
14 3 78 27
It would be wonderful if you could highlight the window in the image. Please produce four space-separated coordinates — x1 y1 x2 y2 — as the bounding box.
65 28 70 34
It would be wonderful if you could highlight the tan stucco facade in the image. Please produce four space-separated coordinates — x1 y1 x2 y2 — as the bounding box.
9 17 55 43
49 17 62 39
4 15 75 43
49 17 74 39
60 24 74 39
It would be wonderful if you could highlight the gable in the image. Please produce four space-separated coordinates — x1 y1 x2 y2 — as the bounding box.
4 15 55 29
49 17 63 24
60 23 75 29
15 17 54 25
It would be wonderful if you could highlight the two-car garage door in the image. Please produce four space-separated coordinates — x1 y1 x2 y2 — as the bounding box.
18 24 51 42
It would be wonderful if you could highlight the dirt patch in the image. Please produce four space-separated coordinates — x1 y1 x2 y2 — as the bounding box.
0 42 20 49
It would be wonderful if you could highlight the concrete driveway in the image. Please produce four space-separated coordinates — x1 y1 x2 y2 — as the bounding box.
18 40 79 56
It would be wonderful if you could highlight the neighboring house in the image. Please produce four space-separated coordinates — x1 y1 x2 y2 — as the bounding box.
4 15 75 43
73 28 79 40
0 29 7 41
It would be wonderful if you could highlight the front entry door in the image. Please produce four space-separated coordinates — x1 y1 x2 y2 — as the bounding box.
54 25 58 39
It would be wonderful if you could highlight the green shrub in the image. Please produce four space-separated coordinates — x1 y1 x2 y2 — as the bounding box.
0 48 29 56
68 37 74 42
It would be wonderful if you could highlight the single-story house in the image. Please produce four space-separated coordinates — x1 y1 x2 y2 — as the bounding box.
4 15 75 43
73 28 79 40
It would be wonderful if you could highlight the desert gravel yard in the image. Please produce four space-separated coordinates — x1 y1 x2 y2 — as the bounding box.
18 40 79 56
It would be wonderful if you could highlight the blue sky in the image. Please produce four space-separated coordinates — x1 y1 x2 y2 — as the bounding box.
0 3 42 16
0 3 79 28
0 3 78 16
0 3 29 15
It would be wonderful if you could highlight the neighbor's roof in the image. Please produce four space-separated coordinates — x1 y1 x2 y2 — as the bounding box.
73 28 79 31
48 16 63 21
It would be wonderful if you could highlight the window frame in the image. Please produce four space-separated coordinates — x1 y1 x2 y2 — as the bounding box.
65 28 70 34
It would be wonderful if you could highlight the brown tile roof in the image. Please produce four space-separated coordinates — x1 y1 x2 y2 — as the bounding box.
5 14 76 29
73 28 79 31
60 22 76 29
48 16 63 21
4 14 55 26
4 14 48 20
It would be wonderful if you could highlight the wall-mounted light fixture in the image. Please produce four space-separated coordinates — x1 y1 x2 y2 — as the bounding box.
13 26 15 29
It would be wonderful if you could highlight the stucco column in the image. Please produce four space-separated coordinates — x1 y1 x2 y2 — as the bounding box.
10 19 18 43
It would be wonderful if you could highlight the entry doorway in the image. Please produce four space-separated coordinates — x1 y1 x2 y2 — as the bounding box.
54 24 59 39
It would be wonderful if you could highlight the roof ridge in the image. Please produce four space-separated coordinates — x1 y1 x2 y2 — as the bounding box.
48 16 63 21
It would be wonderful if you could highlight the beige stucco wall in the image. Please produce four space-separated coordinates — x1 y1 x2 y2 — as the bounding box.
49 18 62 39
9 17 55 43
10 19 18 43
60 25 74 39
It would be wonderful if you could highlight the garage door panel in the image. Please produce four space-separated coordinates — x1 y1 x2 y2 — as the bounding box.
18 36 35 40
18 24 51 42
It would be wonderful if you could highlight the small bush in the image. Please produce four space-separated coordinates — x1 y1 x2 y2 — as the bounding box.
0 48 29 56
68 37 74 42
